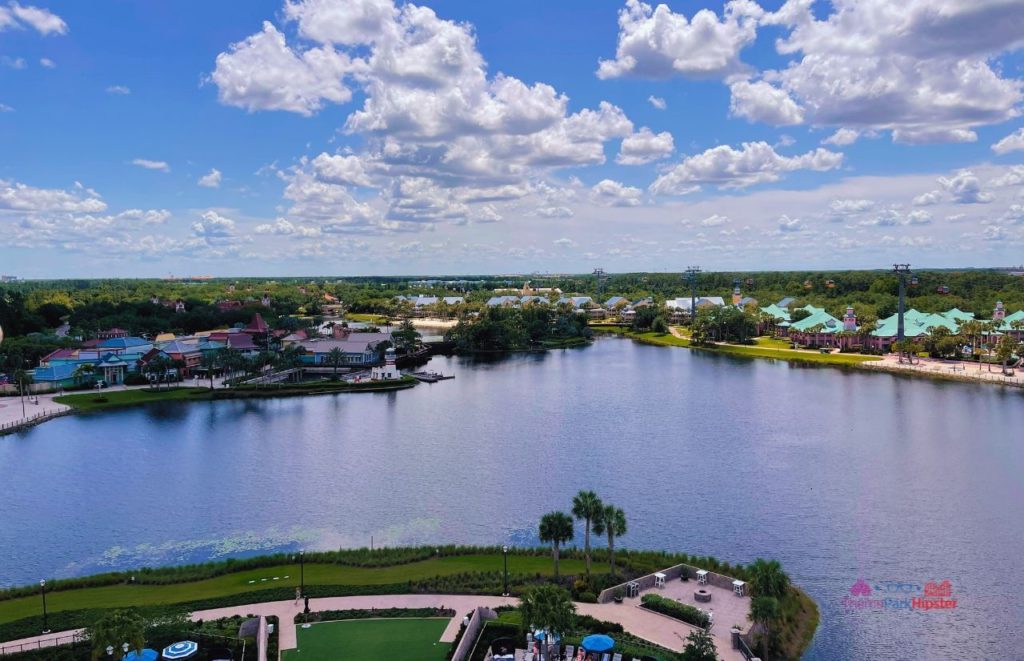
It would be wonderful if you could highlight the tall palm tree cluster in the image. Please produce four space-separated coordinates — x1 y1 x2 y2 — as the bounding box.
746 558 792 661
538 490 627 579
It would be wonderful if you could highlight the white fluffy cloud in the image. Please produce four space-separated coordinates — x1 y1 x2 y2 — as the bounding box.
2 2 67 35
992 128 1024 155
198 168 222 188
213 0 636 204
211 21 354 116
728 79 803 125
938 170 994 204
913 190 942 206
598 0 1024 142
310 153 371 187
648 95 666 110
254 217 321 237
39 57 54 68
191 210 236 238
0 179 106 213
823 128 859 146
763 0 1024 141
597 0 762 79
132 158 169 172
592 179 643 207
536 206 574 218
617 127 674 165
777 214 803 232
651 141 843 195
106 85 131 95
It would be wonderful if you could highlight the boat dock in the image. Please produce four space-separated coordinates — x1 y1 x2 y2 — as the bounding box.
409 371 455 383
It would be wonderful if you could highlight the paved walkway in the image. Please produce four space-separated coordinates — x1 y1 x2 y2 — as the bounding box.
862 353 1024 386
0 593 746 660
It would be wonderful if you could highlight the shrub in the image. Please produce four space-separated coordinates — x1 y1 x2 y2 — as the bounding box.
577 591 597 603
641 594 710 629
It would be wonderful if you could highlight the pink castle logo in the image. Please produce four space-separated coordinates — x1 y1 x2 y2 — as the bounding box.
850 579 872 596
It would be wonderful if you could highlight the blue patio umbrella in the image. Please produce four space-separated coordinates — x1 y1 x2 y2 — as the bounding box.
534 630 560 643
123 650 158 661
162 641 199 659
581 634 615 653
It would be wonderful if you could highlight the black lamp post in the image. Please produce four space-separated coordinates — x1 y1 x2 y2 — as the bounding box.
502 545 509 597
40 579 49 634
299 550 305 598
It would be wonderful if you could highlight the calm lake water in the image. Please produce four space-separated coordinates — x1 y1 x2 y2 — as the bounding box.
2 337 1021 659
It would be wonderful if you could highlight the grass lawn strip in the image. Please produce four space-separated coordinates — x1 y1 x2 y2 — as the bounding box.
282 618 450 661
0 556 585 626
595 326 881 365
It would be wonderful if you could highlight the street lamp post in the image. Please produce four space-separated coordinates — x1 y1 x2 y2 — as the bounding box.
893 264 912 342
685 266 701 321
299 550 305 598
502 546 509 597
40 580 49 634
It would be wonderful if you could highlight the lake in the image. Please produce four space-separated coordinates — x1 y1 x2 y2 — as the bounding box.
1 336 1021 659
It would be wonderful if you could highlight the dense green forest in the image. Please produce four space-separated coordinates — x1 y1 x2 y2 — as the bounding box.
445 305 592 351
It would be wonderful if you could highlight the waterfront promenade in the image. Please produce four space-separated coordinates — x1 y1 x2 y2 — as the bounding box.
0 591 746 660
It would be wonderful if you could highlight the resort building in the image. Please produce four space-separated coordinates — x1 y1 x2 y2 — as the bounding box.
296 332 393 366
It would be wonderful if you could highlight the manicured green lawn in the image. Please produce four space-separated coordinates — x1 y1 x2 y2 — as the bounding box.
0 556 585 626
345 313 387 323
54 388 211 411
599 328 881 365
282 618 450 661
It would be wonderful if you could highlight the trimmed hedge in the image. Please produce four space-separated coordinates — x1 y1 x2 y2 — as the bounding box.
295 607 454 624
640 594 710 629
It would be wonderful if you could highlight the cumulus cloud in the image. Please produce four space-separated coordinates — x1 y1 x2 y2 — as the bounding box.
198 168 222 188
211 21 354 116
1 56 25 69
938 170 993 204
650 141 843 195
823 128 859 146
777 214 803 232
648 95 666 110
762 0 1024 142
599 0 1024 143
992 128 1024 155
132 158 170 172
39 57 54 68
191 210 236 238
310 153 371 187
2 2 67 35
212 0 636 206
728 79 803 125
617 127 674 165
106 85 131 95
913 190 942 206
254 217 320 237
0 179 106 213
0 103 13 112
597 0 762 80
991 165 1024 188
592 179 643 207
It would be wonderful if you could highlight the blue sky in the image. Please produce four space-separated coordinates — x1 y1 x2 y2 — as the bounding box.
2 0 1024 277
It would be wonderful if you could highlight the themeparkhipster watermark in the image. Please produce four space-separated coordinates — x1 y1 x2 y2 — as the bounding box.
841 579 958 611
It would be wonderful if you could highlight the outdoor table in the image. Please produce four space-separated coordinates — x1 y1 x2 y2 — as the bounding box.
654 572 666 588
627 581 640 598
696 570 709 585
733 580 746 596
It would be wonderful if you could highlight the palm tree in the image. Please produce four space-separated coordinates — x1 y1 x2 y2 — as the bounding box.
592 504 627 577
73 363 96 386
87 609 146 660
326 347 345 379
518 584 576 642
749 595 779 661
995 334 1017 375
538 511 574 578
571 490 603 577
145 355 170 391
199 352 220 390
748 558 790 600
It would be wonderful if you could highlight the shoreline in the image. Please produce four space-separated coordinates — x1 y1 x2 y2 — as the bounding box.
599 327 1024 390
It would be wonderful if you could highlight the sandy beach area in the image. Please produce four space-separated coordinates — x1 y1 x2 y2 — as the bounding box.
410 317 458 329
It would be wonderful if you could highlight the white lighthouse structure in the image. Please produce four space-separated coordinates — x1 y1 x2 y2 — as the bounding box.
371 347 401 381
